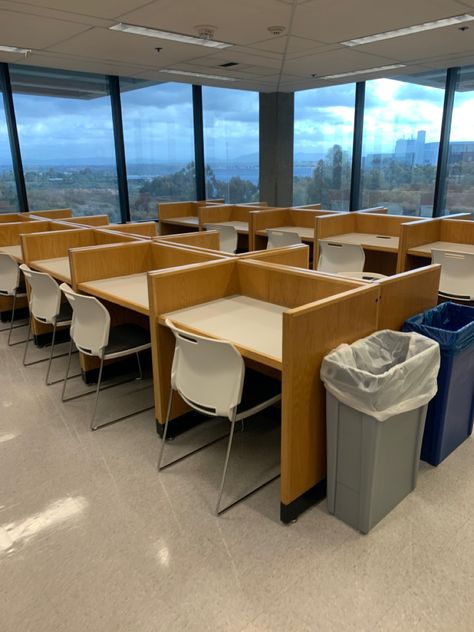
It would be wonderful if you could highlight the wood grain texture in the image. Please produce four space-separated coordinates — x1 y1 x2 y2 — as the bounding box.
242 243 310 269
397 219 441 272
26 209 73 219
281 284 380 504
156 230 221 250
21 228 93 263
377 265 441 330
58 215 109 226
105 222 159 237
0 213 30 223
0 220 51 246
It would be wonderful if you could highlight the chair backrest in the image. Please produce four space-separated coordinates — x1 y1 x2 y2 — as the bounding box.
0 253 20 295
60 283 111 356
431 249 474 300
318 240 365 274
19 264 61 323
205 224 238 254
166 319 245 419
266 229 301 249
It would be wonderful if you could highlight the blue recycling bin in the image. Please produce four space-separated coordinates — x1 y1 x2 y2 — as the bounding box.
403 303 474 466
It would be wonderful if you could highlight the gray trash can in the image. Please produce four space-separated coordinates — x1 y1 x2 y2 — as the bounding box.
321 330 440 534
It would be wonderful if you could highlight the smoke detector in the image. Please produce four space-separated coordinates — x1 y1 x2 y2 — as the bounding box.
194 25 218 40
267 25 286 36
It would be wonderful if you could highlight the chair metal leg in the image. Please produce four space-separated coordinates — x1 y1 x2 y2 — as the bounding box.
215 413 238 516
61 339 74 402
136 352 143 380
45 321 57 385
7 290 20 346
22 318 32 364
90 352 105 431
157 389 174 471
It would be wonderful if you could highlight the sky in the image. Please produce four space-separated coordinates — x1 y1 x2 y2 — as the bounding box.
1 71 474 168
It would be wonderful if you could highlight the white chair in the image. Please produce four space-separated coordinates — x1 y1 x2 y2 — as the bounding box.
19 264 74 384
205 224 238 254
59 283 153 430
158 319 281 516
431 249 474 301
266 229 301 249
0 253 27 345
318 240 365 274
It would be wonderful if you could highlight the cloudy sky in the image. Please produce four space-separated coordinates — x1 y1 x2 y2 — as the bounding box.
0 73 473 168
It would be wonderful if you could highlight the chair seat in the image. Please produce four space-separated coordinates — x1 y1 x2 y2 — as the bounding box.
104 324 151 358
236 368 280 416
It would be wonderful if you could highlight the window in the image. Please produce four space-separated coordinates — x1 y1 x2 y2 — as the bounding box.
120 81 195 220
0 87 18 212
361 74 445 216
10 65 120 221
203 87 259 203
293 84 355 210
445 66 474 215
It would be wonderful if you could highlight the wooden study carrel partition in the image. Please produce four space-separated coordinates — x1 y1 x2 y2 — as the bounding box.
158 199 224 234
148 257 441 522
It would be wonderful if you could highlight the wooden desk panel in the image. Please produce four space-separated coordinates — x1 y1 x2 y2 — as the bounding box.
0 245 22 261
79 272 149 315
408 241 474 257
161 216 199 227
327 232 399 252
30 257 71 282
164 295 285 369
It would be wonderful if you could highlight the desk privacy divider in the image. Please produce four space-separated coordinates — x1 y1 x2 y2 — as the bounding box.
250 208 338 250
26 209 73 220
56 215 110 227
0 213 32 222
198 203 267 232
398 218 474 271
148 258 441 522
104 222 159 238
314 212 423 275
290 204 322 210
158 200 225 235
156 229 221 251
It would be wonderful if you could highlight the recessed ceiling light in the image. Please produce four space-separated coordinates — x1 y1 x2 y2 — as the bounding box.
110 23 232 49
0 45 31 55
159 69 237 81
341 14 474 46
320 64 406 80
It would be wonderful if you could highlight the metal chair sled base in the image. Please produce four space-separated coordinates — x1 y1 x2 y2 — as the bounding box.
61 340 153 431
158 389 281 516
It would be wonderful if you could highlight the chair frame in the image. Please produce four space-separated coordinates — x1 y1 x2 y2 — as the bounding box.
157 320 281 516
0 254 28 346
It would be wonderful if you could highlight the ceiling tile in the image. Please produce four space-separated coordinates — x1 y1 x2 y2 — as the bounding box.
291 0 474 44
6 0 157 20
0 10 92 49
117 0 292 46
282 47 396 78
0 1 111 27
248 35 326 54
11 52 148 77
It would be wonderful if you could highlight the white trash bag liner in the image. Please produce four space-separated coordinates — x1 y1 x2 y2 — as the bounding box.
321 330 440 422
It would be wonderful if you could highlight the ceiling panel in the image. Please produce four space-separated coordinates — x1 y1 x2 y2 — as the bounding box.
291 0 473 44
117 0 292 46
282 48 396 78
47 27 211 68
6 0 157 20
0 9 91 49
354 24 474 62
0 1 111 27
248 35 326 55
11 52 148 78
187 50 283 70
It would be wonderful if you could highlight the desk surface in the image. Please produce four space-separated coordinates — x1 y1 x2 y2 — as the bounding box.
30 257 71 282
214 220 249 234
160 216 198 226
324 232 399 252
0 244 22 262
407 240 474 257
164 295 285 369
79 272 149 315
257 226 313 241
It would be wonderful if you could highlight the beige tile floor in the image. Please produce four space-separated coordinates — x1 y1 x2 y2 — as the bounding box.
1 325 474 631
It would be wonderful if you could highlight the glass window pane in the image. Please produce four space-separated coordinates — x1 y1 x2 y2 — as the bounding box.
361 74 445 217
293 84 355 210
121 81 195 220
446 66 474 215
10 65 120 221
0 88 19 212
203 87 259 203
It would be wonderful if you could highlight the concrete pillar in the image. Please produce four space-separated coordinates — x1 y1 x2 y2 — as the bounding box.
259 92 294 207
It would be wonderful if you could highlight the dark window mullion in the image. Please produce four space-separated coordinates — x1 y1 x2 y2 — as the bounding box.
349 81 365 212
108 76 130 223
192 85 206 200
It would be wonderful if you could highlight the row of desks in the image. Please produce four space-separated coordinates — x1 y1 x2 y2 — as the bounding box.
0 211 469 522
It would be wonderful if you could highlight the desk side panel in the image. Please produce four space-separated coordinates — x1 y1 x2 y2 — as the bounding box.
397 219 441 271
106 222 158 237
0 220 50 246
159 202 195 220
27 209 73 219
152 242 225 269
314 213 356 265
441 219 474 243
250 209 290 250
21 228 92 263
281 285 379 506
378 265 441 330
61 215 109 226
148 259 239 423
157 230 221 250
199 205 233 229
242 244 309 269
